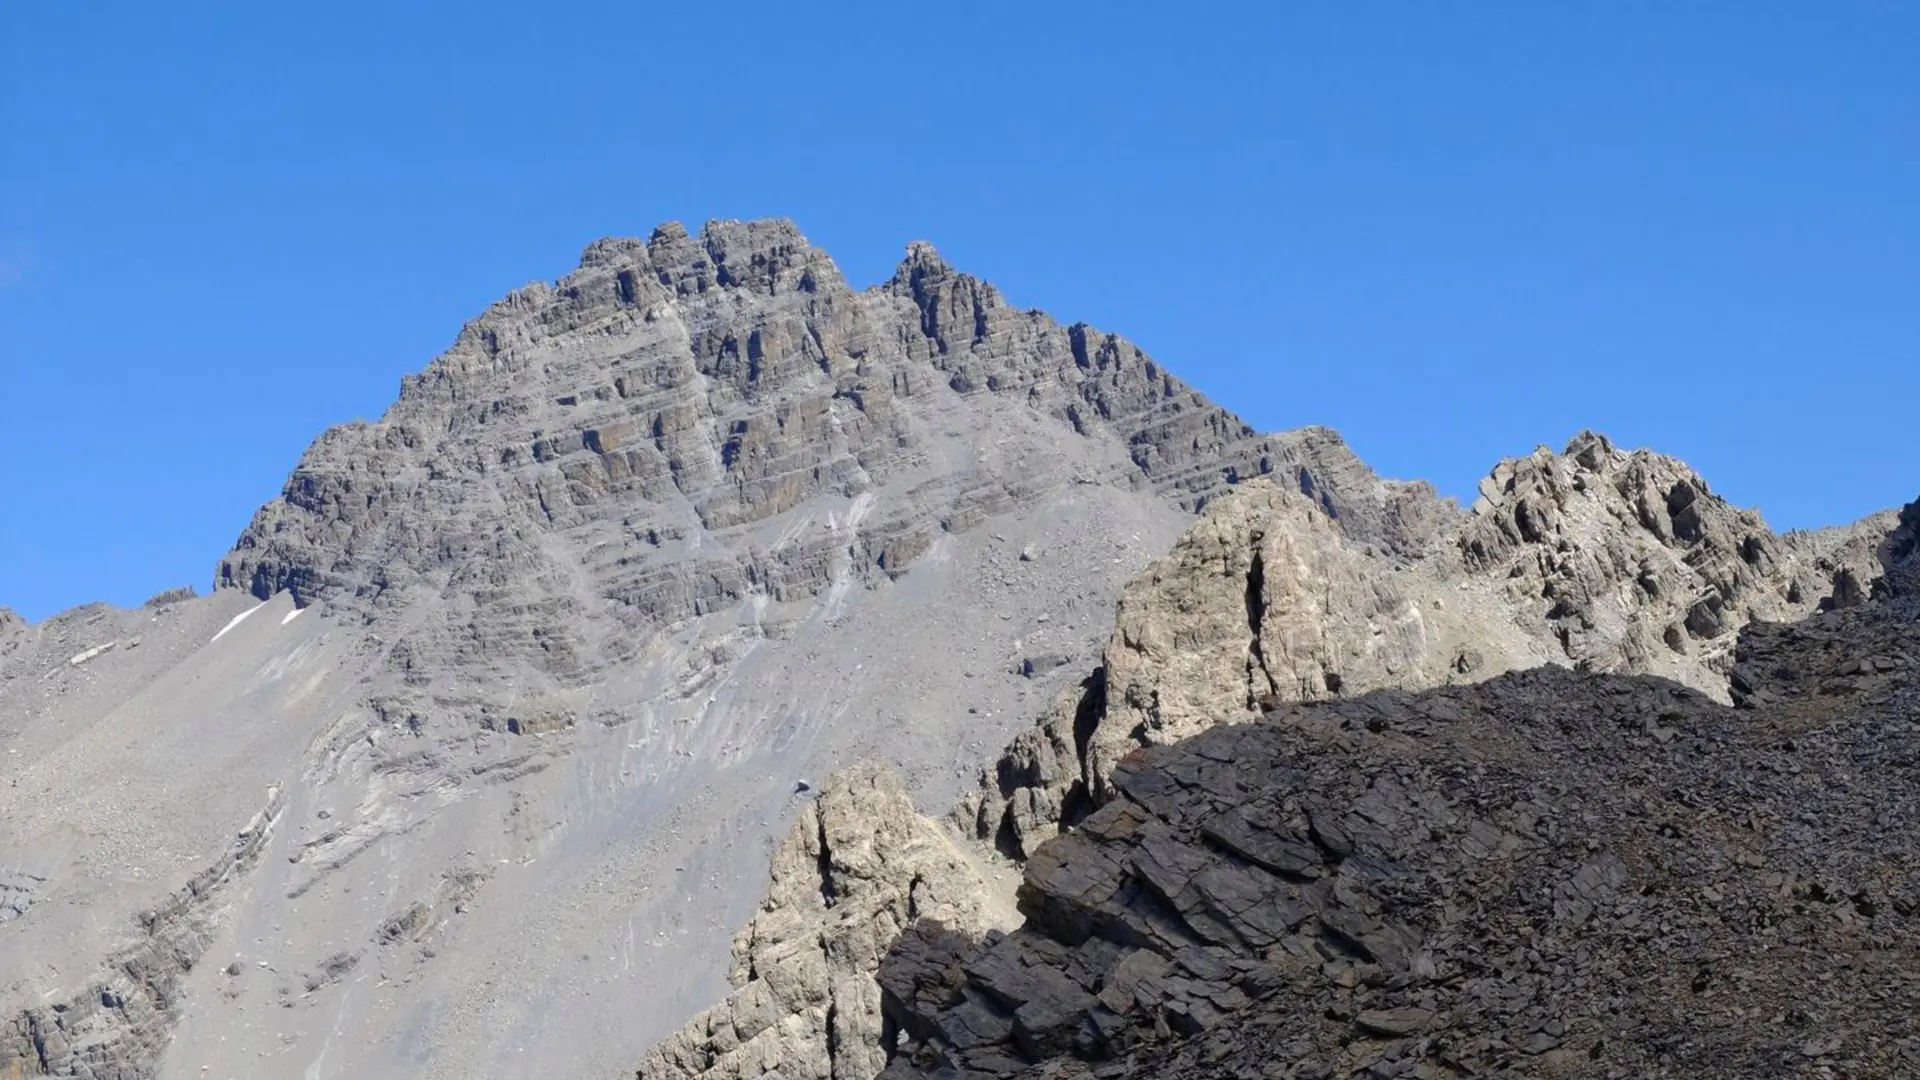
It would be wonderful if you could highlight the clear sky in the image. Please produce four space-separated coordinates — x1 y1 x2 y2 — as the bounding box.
2 3 1915 622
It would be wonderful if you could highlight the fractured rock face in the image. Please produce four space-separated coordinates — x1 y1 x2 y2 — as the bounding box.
639 766 1016 1080
1458 431 1892 679
957 432 1903 863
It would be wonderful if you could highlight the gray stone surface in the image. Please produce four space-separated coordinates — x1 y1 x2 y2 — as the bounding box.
638 766 1017 1080
217 219 1432 685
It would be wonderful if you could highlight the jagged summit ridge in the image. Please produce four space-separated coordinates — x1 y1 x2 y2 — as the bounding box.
214 217 1437 719
220 217 1434 597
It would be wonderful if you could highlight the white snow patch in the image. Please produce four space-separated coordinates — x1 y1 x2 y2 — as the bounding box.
281 606 305 626
210 601 267 643
846 491 876 531
67 641 117 667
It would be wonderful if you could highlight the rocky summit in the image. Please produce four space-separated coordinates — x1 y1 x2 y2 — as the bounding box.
1 218 1913 1080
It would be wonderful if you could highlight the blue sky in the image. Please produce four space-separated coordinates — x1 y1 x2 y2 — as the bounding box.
2 3 1915 621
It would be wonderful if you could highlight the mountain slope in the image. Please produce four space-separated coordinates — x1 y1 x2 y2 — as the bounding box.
1 220 1416 1080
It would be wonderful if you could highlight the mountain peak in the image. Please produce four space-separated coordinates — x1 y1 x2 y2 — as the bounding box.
216 220 1421 713
896 238 950 274
576 234 648 269
576 219 819 276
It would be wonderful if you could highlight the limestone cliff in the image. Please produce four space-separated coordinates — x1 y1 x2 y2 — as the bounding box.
637 767 1014 1080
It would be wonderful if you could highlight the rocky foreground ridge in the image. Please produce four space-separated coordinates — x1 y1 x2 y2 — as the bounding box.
637 439 1908 1080
878 503 1920 1079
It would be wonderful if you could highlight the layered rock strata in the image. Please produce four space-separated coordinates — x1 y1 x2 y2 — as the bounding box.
216 219 1430 725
